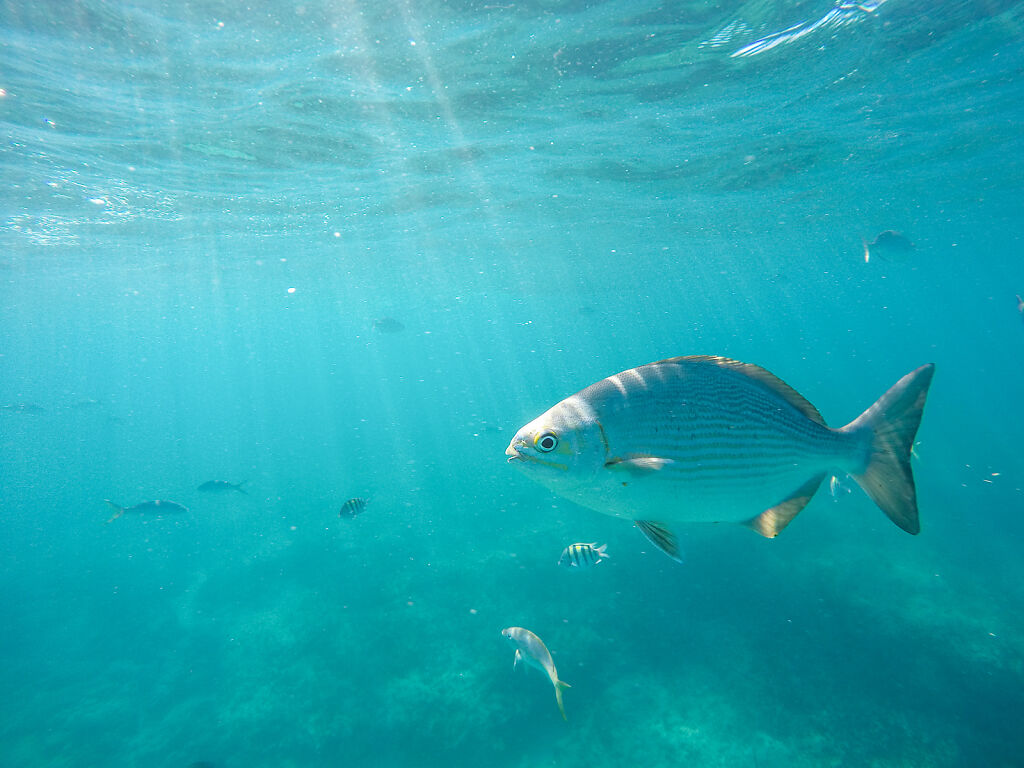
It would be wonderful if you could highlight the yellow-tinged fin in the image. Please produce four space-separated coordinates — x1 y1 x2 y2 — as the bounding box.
555 680 570 721
842 363 935 534
655 356 827 426
104 499 125 524
635 520 684 562
745 473 827 537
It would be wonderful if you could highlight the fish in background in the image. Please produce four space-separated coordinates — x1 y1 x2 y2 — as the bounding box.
104 499 190 523
1 403 45 414
863 230 915 263
501 626 571 721
558 542 610 568
1016 294 1023 322
339 497 369 518
197 480 247 495
507 355 934 563
372 317 405 334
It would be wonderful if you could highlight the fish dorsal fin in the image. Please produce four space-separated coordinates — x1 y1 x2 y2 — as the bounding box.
634 520 684 563
745 473 827 538
655 356 827 427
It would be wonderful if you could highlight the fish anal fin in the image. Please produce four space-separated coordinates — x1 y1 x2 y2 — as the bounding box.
745 473 826 538
635 520 684 563
605 455 674 474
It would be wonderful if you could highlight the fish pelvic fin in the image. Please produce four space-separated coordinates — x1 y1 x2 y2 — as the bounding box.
635 520 684 563
103 499 125 524
746 473 827 537
555 679 570 721
841 363 935 535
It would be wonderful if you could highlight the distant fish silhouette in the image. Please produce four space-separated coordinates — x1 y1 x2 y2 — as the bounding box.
372 317 405 334
70 398 103 410
104 499 190 523
1016 294 1023 323
339 497 369 518
1 403 45 414
863 230 915 263
197 480 247 495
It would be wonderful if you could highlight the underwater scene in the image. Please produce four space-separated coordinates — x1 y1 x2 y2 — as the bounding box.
2 0 1023 766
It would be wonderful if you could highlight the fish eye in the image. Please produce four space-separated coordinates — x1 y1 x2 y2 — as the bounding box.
535 431 558 452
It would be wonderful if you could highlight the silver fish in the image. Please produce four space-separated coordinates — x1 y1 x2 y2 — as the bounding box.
501 626 570 720
506 356 934 562
104 499 190 523
863 230 915 263
558 542 609 568
339 497 369 518
197 480 247 494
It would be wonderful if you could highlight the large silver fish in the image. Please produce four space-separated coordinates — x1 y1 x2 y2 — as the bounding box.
506 356 934 561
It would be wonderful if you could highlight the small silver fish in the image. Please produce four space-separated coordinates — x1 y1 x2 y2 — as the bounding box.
863 230 915 263
372 317 405 334
339 497 369 518
104 499 190 523
558 542 609 568
1016 294 1023 322
506 356 934 562
501 626 571 720
197 480 247 495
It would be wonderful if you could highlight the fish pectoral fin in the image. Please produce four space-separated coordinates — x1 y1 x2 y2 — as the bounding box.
634 520 684 563
605 455 674 474
745 473 826 538
513 649 522 671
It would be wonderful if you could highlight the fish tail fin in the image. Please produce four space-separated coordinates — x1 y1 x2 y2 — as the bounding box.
554 680 570 721
841 364 935 534
236 481 249 495
596 543 609 558
104 500 125 524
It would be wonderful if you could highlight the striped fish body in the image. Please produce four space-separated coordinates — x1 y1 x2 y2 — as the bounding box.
506 356 934 556
559 542 609 568
339 497 368 518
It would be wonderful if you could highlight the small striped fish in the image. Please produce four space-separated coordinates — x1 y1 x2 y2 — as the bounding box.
558 542 609 568
506 356 934 562
339 497 368 518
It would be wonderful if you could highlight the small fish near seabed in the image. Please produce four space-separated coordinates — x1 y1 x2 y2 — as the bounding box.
372 317 405 334
501 626 571 720
339 497 369 518
863 230 915 263
506 355 935 562
197 480 247 495
104 499 191 523
558 542 610 569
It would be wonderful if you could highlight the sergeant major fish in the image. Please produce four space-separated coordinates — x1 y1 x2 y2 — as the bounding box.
501 626 571 720
505 355 934 562
104 499 191 523
558 542 609 569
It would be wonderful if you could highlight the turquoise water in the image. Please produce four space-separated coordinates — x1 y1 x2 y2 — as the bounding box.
2 0 1023 765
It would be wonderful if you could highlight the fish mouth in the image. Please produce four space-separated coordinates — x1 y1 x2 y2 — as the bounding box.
505 443 524 463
